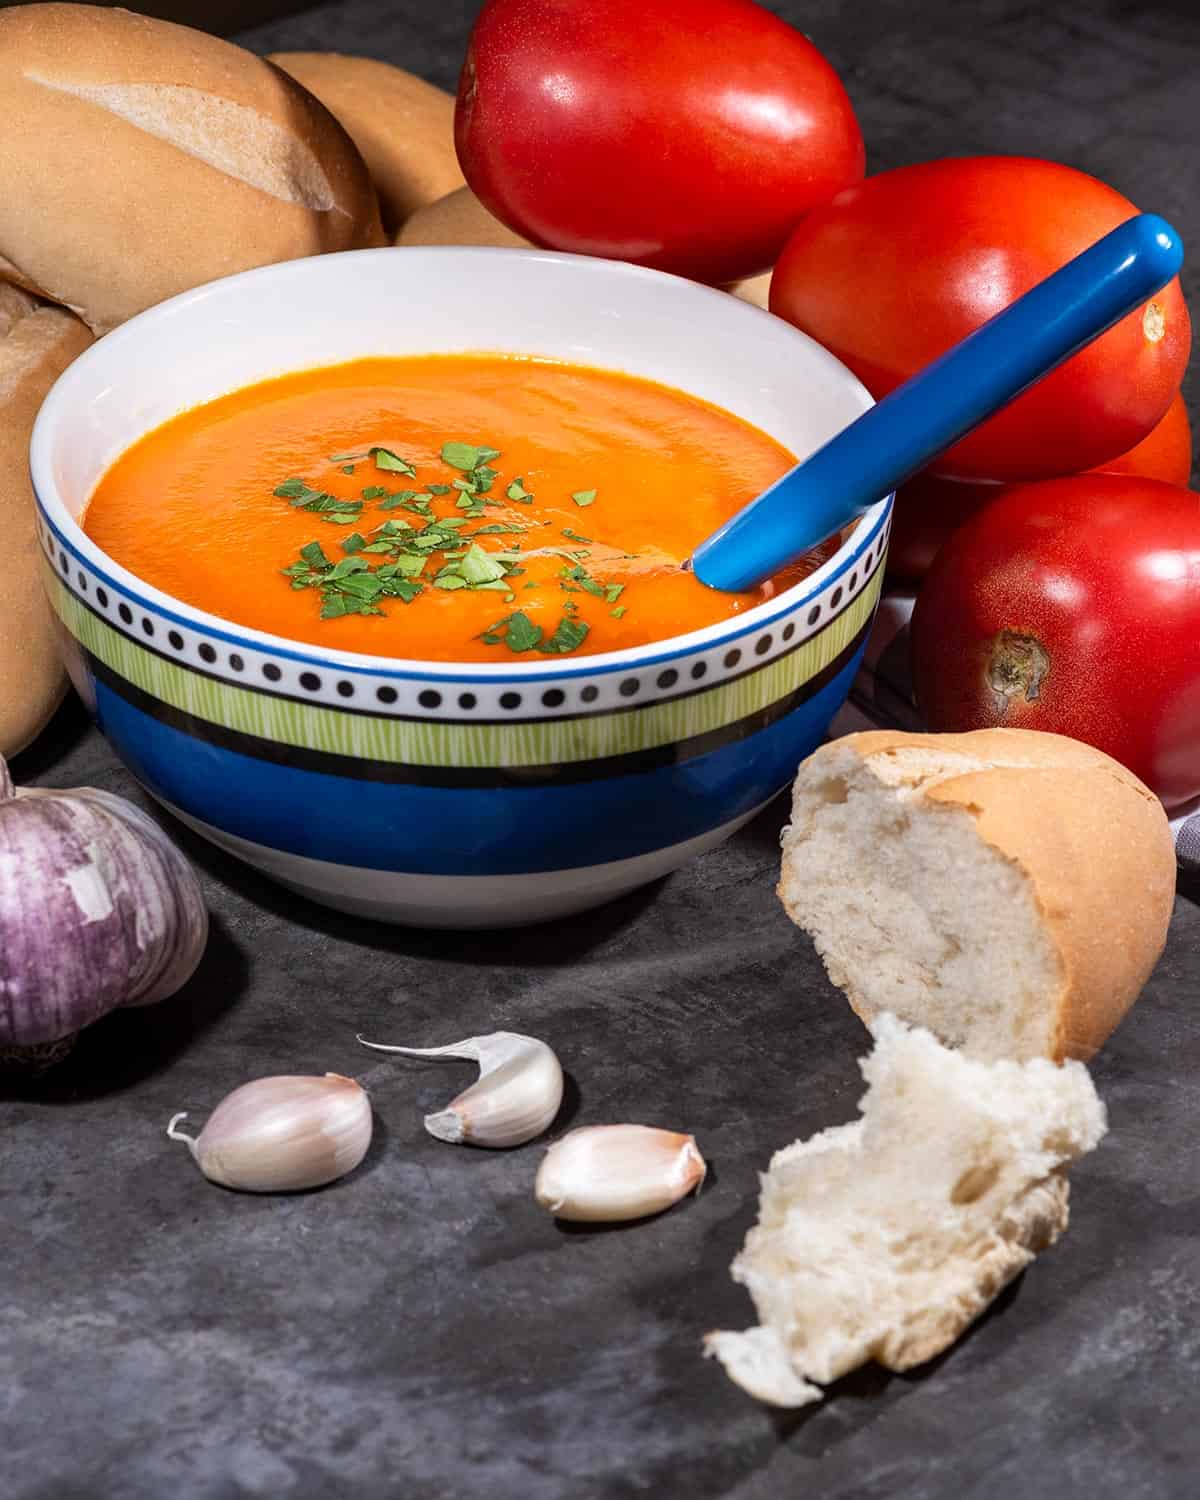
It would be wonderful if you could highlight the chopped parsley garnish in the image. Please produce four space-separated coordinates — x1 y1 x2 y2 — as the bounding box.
272 443 619 656
611 605 627 620
479 611 591 656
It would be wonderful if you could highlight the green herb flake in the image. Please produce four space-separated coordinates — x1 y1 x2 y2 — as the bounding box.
426 483 453 496
341 465 356 475
361 485 390 501
605 583 625 604
442 441 501 472
561 527 591 543
610 605 627 620
506 477 534 504
538 617 590 654
372 447 417 476
571 489 597 507
299 540 332 569
341 532 366 554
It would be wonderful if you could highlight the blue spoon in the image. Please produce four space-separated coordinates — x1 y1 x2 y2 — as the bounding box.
689 213 1184 593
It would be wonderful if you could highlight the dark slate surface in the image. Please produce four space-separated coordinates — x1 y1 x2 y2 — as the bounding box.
4 3 1199 1496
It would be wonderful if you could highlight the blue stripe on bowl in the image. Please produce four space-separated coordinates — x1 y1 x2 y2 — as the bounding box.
91 644 866 876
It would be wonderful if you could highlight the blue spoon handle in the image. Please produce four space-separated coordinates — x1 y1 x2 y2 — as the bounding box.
690 213 1183 592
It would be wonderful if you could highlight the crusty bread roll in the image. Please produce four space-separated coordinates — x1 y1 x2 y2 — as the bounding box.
1 293 93 757
269 52 465 235
706 1016 1106 1406
0 5 384 334
725 270 772 309
779 728 1175 1062
395 185 533 249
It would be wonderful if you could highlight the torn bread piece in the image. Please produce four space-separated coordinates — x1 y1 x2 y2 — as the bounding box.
778 728 1175 1062
706 1016 1106 1406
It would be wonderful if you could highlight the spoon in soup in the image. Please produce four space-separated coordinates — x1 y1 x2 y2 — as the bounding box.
687 213 1184 593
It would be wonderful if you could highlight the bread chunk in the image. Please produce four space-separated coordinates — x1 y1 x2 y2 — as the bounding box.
706 1016 1106 1406
779 728 1175 1061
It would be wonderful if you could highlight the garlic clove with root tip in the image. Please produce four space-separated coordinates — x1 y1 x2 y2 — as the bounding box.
535 1124 707 1223
167 1073 372 1192
357 1030 563 1148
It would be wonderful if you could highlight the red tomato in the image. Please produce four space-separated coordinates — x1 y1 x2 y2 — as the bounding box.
455 0 864 284
888 393 1194 580
770 158 1191 480
911 475 1200 808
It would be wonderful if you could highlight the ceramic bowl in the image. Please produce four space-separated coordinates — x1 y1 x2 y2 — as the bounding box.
31 248 892 927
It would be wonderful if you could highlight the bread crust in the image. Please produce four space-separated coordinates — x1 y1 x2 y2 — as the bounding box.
0 298 93 757
394 186 532 249
0 5 384 333
270 52 464 235
781 728 1175 1061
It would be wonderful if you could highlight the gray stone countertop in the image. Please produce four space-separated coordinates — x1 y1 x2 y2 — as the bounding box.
4 2 1199 1496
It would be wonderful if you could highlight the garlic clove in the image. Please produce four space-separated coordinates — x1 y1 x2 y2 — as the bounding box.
534 1124 707 1223
357 1030 563 1149
167 1073 372 1192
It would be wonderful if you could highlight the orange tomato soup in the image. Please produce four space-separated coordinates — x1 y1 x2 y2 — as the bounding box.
83 355 818 662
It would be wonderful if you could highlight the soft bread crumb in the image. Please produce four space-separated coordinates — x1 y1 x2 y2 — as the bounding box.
779 740 1062 1061
705 1017 1106 1406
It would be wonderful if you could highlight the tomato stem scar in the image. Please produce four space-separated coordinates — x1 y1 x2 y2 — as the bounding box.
986 629 1051 710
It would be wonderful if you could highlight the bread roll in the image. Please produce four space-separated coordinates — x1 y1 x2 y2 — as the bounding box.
725 270 771 309
1 295 93 757
395 186 533 249
779 728 1175 1062
0 4 384 334
269 52 465 235
706 1016 1106 1406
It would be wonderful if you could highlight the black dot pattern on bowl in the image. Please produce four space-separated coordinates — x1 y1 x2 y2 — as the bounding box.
619 677 639 698
831 587 843 608
77 571 87 591
691 661 707 680
499 691 521 710
118 603 133 625
376 686 398 705
849 572 858 590
263 663 282 683
141 618 154 638
59 551 69 574
724 649 741 669
229 654 245 672
198 644 216 664
755 635 772 656
656 669 678 690
299 672 321 692
542 688 565 708
418 689 441 709
782 623 796 642
807 605 820 625
458 692 477 710
337 681 355 699
96 588 108 609
168 630 184 651
581 685 599 703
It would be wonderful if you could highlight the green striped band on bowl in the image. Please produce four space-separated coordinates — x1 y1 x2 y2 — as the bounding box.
47 566 882 769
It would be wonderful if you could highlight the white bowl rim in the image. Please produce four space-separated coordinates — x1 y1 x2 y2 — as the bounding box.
32 245 892 684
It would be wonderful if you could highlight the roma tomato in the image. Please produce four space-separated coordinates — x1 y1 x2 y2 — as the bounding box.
911 475 1200 808
888 393 1194 580
455 0 864 285
771 158 1191 480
